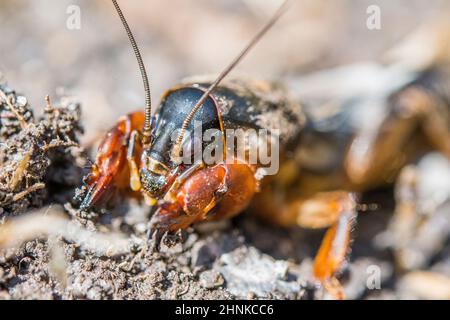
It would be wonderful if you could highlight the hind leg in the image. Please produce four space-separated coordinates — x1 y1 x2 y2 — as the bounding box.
345 84 450 188
313 204 356 300
408 87 450 158
253 190 357 299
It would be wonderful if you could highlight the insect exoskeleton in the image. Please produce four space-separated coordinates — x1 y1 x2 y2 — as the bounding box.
78 0 365 300
144 77 306 230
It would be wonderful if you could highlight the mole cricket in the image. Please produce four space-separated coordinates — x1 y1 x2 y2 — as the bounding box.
75 0 450 299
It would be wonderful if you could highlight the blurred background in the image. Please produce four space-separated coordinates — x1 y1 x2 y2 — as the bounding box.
0 0 447 144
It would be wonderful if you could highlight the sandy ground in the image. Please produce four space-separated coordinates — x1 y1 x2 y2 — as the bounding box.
0 0 449 300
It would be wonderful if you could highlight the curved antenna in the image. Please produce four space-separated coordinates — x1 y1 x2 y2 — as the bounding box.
172 0 290 160
112 0 153 145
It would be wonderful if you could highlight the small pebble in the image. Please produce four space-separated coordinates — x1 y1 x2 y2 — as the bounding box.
199 270 224 289
247 291 257 300
16 96 27 107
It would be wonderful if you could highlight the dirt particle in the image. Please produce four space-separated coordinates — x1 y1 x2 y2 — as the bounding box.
199 270 224 289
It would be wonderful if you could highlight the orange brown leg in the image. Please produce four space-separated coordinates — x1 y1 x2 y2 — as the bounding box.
79 111 144 210
312 201 356 300
149 161 258 232
289 192 357 300
345 86 450 188
252 190 357 299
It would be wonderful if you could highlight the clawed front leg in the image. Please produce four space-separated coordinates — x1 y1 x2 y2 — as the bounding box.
147 162 258 249
78 111 144 210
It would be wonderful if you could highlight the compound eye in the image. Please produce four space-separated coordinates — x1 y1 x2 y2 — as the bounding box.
140 168 167 198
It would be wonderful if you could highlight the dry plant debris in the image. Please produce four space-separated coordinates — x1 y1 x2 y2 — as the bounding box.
0 83 84 217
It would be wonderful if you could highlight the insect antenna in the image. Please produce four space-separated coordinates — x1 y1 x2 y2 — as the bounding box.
172 0 290 161
112 0 153 145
